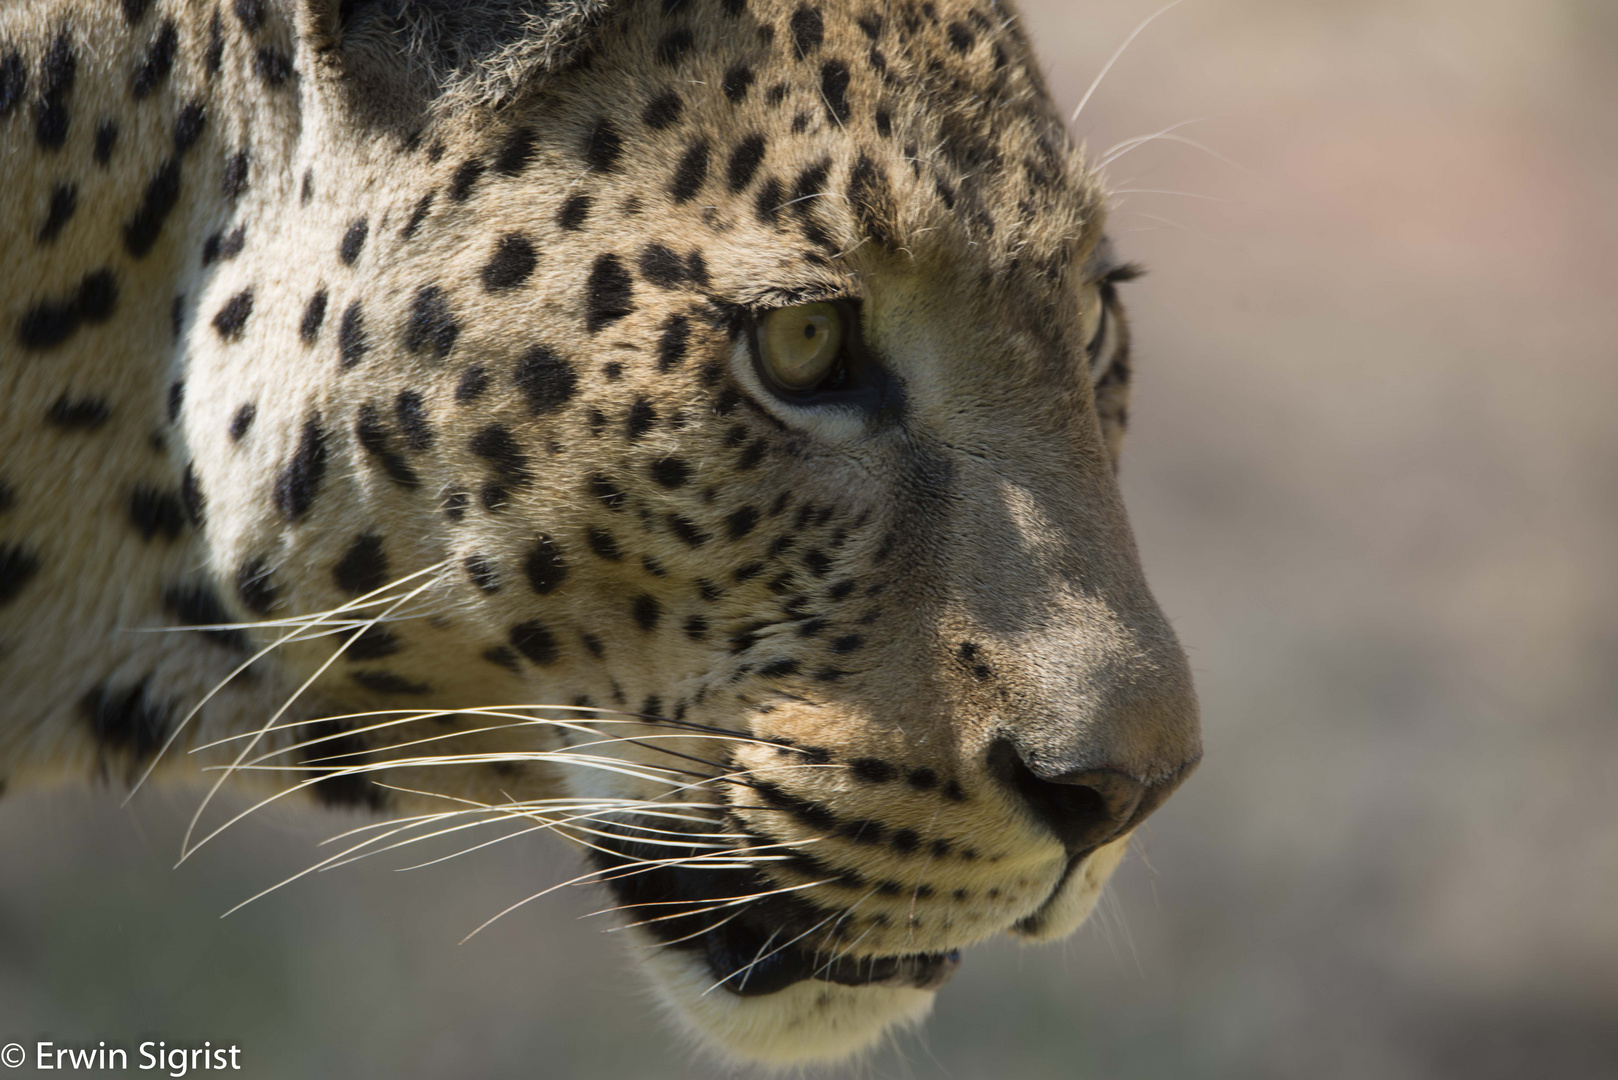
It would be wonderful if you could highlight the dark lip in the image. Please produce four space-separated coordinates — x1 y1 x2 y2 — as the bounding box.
591 822 963 996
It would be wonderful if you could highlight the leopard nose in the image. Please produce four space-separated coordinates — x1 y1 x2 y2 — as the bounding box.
986 738 1197 856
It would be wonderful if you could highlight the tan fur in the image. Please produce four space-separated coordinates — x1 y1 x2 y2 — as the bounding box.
0 0 1198 1063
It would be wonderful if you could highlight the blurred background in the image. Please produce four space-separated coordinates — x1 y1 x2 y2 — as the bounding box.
3 1 1615 1076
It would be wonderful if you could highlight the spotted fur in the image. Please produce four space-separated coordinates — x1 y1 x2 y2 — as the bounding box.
0 0 1199 1064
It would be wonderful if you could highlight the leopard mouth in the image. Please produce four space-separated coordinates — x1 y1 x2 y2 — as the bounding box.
591 822 962 995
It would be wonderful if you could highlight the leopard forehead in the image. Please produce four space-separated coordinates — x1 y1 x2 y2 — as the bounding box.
1 0 1196 1068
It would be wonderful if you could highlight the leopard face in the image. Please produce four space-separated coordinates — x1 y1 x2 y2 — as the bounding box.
0 0 1199 1064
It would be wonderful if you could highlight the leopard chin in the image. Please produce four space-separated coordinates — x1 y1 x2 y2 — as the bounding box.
595 818 1132 1064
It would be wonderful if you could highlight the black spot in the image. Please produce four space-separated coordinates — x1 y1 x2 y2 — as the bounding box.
35 29 76 150
128 485 185 541
493 125 536 175
338 300 368 368
851 758 896 783
586 526 622 561
947 21 974 53
736 439 768 470
83 679 171 760
509 621 559 665
0 544 42 607
355 403 420 489
754 177 783 225
626 398 657 439
342 625 400 661
525 534 569 594
202 224 246 264
482 232 537 291
212 289 253 341
234 0 265 31
513 345 578 414
727 134 767 191
448 158 485 201
350 671 430 696
180 463 206 527
123 0 153 24
631 593 662 631
589 475 626 511
557 194 591 230
857 13 882 38
579 632 605 658
300 288 328 344
943 780 968 802
721 63 754 102
235 556 279 614
583 119 623 171
725 506 759 539
132 19 177 99
470 424 531 486
339 217 368 264
274 414 328 521
820 61 851 123
404 285 459 358
228 402 256 441
162 582 246 651
669 139 709 202
650 457 690 488
643 91 683 129
254 48 291 87
221 148 250 200
0 50 23 121
654 314 691 372
831 634 863 654
585 254 633 331
333 533 388 597
683 615 708 640
907 767 938 790
171 99 205 153
657 27 694 65
29 182 74 246
759 658 799 678
638 244 688 288
790 6 824 57
482 645 521 673
123 158 181 257
401 189 434 238
204 10 223 73
93 119 117 164
464 553 500 593
455 365 488 402
686 250 709 285
45 394 109 429
166 379 185 423
666 514 708 547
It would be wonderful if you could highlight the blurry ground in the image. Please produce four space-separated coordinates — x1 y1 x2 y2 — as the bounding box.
3 1 1615 1076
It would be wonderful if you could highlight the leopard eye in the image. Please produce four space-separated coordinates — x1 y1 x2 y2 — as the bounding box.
757 302 846 394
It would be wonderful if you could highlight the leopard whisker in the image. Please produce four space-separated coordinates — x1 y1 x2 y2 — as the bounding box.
180 563 452 862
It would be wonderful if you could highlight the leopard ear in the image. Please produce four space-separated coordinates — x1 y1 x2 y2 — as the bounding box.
297 0 615 121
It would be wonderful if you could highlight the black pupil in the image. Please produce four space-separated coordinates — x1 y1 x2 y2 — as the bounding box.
803 322 817 340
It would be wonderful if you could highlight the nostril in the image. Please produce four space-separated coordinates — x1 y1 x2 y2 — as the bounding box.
986 739 1147 856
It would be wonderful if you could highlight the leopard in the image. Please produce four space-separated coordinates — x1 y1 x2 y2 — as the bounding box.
0 0 1201 1065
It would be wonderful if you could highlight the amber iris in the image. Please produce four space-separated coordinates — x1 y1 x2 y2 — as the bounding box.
758 302 845 392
